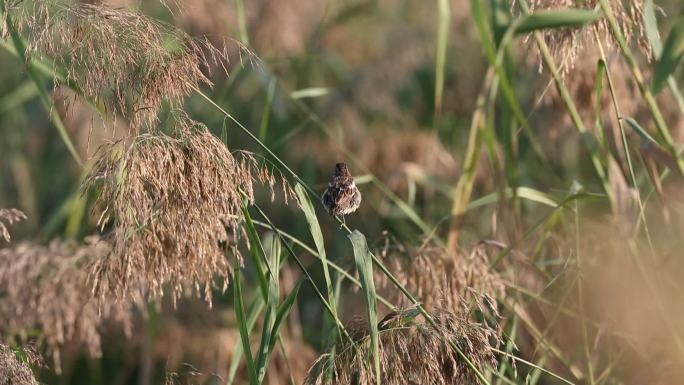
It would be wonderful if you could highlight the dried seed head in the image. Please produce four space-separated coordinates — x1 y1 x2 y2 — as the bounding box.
0 237 132 369
83 117 290 305
0 208 26 242
304 307 498 385
0 344 39 385
522 0 649 74
376 240 506 315
1 1 248 130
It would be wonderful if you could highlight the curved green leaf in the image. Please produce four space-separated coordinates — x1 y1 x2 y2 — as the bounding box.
515 9 603 35
653 16 684 92
348 231 380 384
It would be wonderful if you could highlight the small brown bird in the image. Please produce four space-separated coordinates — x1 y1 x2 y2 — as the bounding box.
322 163 362 223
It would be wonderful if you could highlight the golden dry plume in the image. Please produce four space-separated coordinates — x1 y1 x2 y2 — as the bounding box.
1 1 244 130
376 240 506 314
84 117 290 305
0 344 39 385
0 208 26 242
0 237 132 368
523 0 649 73
304 307 498 385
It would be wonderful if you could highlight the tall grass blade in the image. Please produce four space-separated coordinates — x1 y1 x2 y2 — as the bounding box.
348 230 380 384
652 15 684 93
290 87 330 99
644 0 684 113
255 236 280 384
471 0 548 163
251 203 352 343
0 5 82 167
597 0 684 174
242 204 270 299
643 0 663 56
515 9 602 34
226 296 265 385
434 0 451 115
466 186 559 211
294 184 338 316
233 261 258 385
235 0 250 45
594 60 607 147
621 116 658 144
259 78 277 142
268 281 302 353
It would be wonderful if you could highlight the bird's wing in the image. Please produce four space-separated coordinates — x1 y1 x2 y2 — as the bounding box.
334 182 359 207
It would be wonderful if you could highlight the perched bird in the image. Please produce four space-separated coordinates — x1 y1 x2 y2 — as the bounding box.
322 163 362 223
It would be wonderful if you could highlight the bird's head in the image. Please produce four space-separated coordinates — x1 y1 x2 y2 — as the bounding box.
334 162 350 177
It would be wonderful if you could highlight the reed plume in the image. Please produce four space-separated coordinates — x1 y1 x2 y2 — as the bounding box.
304 307 498 385
0 237 131 369
523 0 648 73
84 116 289 305
0 343 40 385
376 240 506 314
1 0 242 130
0 208 25 242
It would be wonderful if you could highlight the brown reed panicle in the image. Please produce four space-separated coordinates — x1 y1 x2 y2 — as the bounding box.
522 0 649 73
0 208 26 242
0 343 40 385
304 307 498 385
375 240 506 314
1 1 250 130
0 237 132 369
83 117 291 305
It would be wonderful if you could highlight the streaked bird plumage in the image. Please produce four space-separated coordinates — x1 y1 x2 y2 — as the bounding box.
322 163 362 217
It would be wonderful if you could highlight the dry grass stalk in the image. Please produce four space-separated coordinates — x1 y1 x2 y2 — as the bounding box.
304 307 498 385
0 208 26 242
376 240 506 314
84 117 290 305
522 0 649 73
0 237 132 369
0 343 40 385
1 1 248 130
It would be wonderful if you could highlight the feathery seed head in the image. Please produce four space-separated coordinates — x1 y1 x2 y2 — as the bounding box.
1 1 245 130
0 238 132 368
376 241 506 314
0 344 40 385
523 0 649 73
0 208 26 242
83 117 290 305
304 307 498 385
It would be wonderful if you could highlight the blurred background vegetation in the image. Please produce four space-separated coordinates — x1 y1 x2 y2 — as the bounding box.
1 0 684 384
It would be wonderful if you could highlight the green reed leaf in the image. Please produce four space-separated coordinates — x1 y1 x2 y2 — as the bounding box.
233 263 257 385
348 230 380 384
515 9 602 34
294 184 337 316
226 296 264 385
653 16 684 93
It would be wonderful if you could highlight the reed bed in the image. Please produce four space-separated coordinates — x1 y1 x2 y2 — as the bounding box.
0 0 683 384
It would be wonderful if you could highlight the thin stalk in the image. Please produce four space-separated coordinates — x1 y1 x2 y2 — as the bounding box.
434 0 451 115
235 0 250 45
0 8 82 166
574 203 595 385
251 203 354 345
446 67 494 251
516 0 614 208
598 0 684 174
